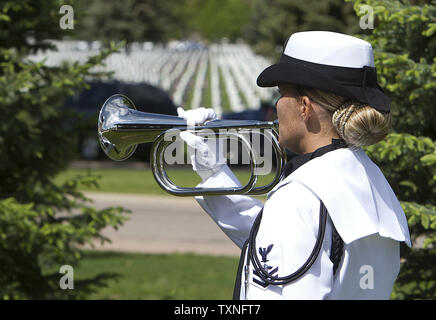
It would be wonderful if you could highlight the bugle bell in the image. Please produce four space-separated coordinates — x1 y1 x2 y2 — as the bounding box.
98 94 286 196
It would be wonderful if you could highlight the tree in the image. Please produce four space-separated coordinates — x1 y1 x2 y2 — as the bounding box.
175 0 255 42
346 0 436 299
0 0 129 299
73 0 185 44
72 0 254 44
246 0 361 59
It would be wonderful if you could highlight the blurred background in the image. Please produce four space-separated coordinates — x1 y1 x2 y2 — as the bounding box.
30 0 361 162
1 0 435 300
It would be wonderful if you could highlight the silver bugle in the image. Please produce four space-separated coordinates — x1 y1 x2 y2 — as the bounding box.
98 94 286 196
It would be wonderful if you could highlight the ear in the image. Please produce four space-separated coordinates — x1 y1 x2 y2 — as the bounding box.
300 96 314 121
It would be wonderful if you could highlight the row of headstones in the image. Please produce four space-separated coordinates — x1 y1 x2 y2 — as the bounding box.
27 41 275 115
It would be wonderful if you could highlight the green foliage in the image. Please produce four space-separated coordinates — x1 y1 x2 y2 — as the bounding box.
0 191 128 299
0 0 129 299
365 133 435 204
175 0 254 41
73 0 253 44
74 0 184 44
41 251 239 300
347 0 436 299
246 0 361 59
349 0 436 137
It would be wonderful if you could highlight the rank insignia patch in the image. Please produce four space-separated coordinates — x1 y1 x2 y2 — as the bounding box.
252 244 278 288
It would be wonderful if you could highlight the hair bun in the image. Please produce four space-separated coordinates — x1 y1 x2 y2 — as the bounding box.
332 102 391 147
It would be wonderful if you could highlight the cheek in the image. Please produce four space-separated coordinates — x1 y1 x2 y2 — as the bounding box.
276 99 289 125
276 99 292 140
276 98 302 152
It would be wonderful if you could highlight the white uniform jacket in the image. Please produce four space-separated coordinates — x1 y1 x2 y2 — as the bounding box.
195 145 411 300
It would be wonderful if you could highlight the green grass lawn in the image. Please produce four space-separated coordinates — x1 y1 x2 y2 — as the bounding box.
54 167 199 195
45 250 239 300
51 166 251 299
54 165 274 198
51 165 272 299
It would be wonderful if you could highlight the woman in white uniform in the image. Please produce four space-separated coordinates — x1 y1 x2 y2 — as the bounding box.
178 31 411 300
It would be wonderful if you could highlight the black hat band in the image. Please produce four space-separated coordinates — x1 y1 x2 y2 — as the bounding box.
279 55 378 88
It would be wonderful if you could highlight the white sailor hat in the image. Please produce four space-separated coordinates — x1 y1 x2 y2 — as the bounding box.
257 31 391 112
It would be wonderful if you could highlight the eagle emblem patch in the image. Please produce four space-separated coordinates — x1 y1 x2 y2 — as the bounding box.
252 244 278 288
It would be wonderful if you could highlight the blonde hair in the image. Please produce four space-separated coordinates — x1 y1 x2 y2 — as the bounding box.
294 86 391 148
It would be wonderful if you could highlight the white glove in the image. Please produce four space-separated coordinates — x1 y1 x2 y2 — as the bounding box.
177 107 226 181
177 107 217 127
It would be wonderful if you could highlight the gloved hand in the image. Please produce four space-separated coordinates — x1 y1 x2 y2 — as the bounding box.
177 107 227 181
177 107 217 127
